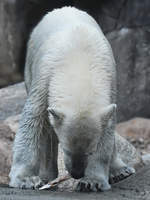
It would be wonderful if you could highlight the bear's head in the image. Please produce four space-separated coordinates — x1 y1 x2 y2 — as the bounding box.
48 104 116 179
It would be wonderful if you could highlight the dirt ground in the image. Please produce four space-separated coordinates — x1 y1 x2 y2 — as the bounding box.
0 166 150 200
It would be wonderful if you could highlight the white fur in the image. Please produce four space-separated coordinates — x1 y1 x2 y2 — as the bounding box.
27 6 116 115
9 7 134 191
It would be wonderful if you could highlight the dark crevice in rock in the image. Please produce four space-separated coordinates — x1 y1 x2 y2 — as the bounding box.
114 0 128 29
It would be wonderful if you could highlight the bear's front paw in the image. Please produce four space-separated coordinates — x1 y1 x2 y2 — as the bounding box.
109 166 135 184
10 176 44 189
76 177 111 192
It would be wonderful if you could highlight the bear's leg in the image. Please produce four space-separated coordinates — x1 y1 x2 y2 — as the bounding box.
76 134 113 192
39 118 58 183
9 94 56 189
109 140 135 184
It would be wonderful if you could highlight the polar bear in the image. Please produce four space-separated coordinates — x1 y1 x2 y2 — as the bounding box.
9 7 135 191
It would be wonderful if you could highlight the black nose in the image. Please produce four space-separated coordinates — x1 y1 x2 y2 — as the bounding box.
63 150 87 179
70 169 84 179
70 154 86 179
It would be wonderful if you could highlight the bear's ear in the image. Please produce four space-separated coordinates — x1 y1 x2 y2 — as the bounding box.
47 107 65 126
101 104 117 121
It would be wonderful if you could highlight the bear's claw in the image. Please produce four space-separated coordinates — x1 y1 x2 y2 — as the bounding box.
76 177 111 192
109 166 135 184
11 176 44 189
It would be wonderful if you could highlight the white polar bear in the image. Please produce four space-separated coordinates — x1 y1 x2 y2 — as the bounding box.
9 7 135 191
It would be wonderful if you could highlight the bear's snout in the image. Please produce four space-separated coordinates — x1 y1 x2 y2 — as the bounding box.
70 167 84 179
64 151 87 179
70 155 86 179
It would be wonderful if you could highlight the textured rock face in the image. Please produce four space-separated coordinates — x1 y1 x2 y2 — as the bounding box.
116 117 150 154
91 0 150 122
0 0 74 88
0 0 24 87
75 0 150 32
107 28 150 122
0 123 14 184
0 82 26 120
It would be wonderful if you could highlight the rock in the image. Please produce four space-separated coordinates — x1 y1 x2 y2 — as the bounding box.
0 83 26 183
115 0 150 29
116 118 150 140
0 123 14 184
4 115 20 133
0 0 25 87
75 0 150 34
107 28 150 122
94 0 150 33
141 154 150 165
0 0 75 87
116 117 150 154
0 82 26 121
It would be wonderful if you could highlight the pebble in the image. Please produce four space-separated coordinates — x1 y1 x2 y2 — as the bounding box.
141 154 150 165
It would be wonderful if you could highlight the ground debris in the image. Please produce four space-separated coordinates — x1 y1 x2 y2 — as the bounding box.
39 174 71 190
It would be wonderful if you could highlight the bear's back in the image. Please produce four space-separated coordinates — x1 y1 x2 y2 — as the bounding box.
32 7 100 41
25 7 116 112
25 7 102 91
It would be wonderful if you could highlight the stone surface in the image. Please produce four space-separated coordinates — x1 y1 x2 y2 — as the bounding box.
0 123 14 184
98 0 150 122
0 0 24 87
0 0 74 87
142 154 150 165
0 82 26 121
0 166 150 200
107 27 150 122
116 117 150 154
95 0 150 33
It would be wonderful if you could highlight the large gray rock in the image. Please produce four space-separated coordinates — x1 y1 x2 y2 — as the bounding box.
0 83 26 120
0 0 74 87
75 0 150 33
0 123 14 184
0 0 25 87
107 28 150 122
